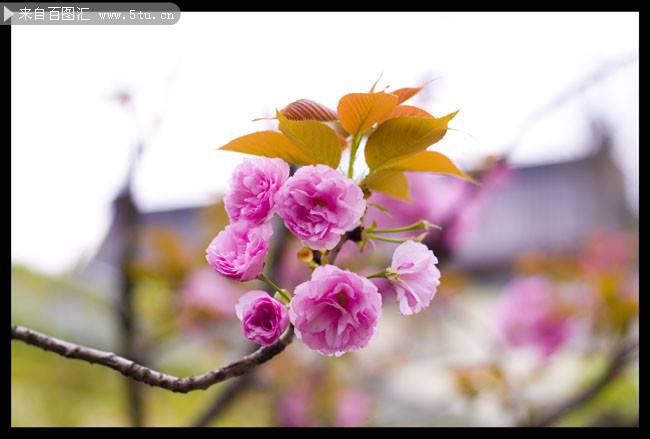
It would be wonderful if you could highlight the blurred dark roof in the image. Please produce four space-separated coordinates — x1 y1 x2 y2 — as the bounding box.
453 137 633 271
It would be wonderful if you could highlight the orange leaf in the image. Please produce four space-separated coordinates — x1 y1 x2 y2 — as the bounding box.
382 105 433 122
365 111 459 169
280 99 338 121
219 131 314 165
337 92 398 135
390 87 423 104
276 111 342 168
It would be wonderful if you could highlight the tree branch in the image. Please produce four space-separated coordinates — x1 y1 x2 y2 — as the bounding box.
11 324 294 394
190 373 256 427
523 341 638 427
12 219 352 405
113 170 145 425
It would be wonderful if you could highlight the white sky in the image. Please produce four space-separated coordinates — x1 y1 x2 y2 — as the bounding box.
11 12 639 274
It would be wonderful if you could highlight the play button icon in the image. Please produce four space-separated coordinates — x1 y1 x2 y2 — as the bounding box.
4 6 13 22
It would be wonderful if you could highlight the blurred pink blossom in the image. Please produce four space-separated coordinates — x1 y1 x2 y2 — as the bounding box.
443 160 512 250
494 275 572 358
178 268 240 331
334 389 370 427
366 163 512 253
278 387 315 427
366 173 470 232
580 229 635 275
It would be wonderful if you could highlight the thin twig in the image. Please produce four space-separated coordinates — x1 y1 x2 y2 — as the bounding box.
11 324 294 394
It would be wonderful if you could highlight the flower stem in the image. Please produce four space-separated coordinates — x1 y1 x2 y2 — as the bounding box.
366 270 387 279
370 220 441 234
347 134 362 179
274 290 292 304
367 234 410 244
257 274 291 302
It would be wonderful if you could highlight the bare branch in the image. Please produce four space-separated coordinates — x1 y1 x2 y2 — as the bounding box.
190 374 256 427
112 176 145 425
11 324 294 394
523 341 638 427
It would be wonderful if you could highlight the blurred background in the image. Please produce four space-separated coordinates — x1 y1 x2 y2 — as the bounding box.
11 12 638 426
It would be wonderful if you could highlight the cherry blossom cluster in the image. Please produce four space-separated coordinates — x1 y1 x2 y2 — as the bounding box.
206 157 441 356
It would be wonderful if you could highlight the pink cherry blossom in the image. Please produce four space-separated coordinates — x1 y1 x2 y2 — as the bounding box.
289 265 382 356
275 165 366 251
235 290 289 346
389 240 441 315
494 275 571 358
225 157 290 225
205 221 272 281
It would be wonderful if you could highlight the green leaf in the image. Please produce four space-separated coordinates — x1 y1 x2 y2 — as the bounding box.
378 150 476 183
362 170 410 201
364 111 458 169
219 131 315 165
276 110 342 168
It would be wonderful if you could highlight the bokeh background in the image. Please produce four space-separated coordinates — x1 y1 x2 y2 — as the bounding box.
11 12 638 426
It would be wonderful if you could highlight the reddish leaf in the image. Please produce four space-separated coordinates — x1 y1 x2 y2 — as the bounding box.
280 99 338 121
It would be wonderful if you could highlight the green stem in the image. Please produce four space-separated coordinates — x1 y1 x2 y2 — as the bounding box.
370 220 441 234
366 270 387 279
347 134 362 179
367 234 410 244
274 290 292 304
257 274 286 296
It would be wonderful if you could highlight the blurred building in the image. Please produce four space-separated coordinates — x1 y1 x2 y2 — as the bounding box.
452 132 635 272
